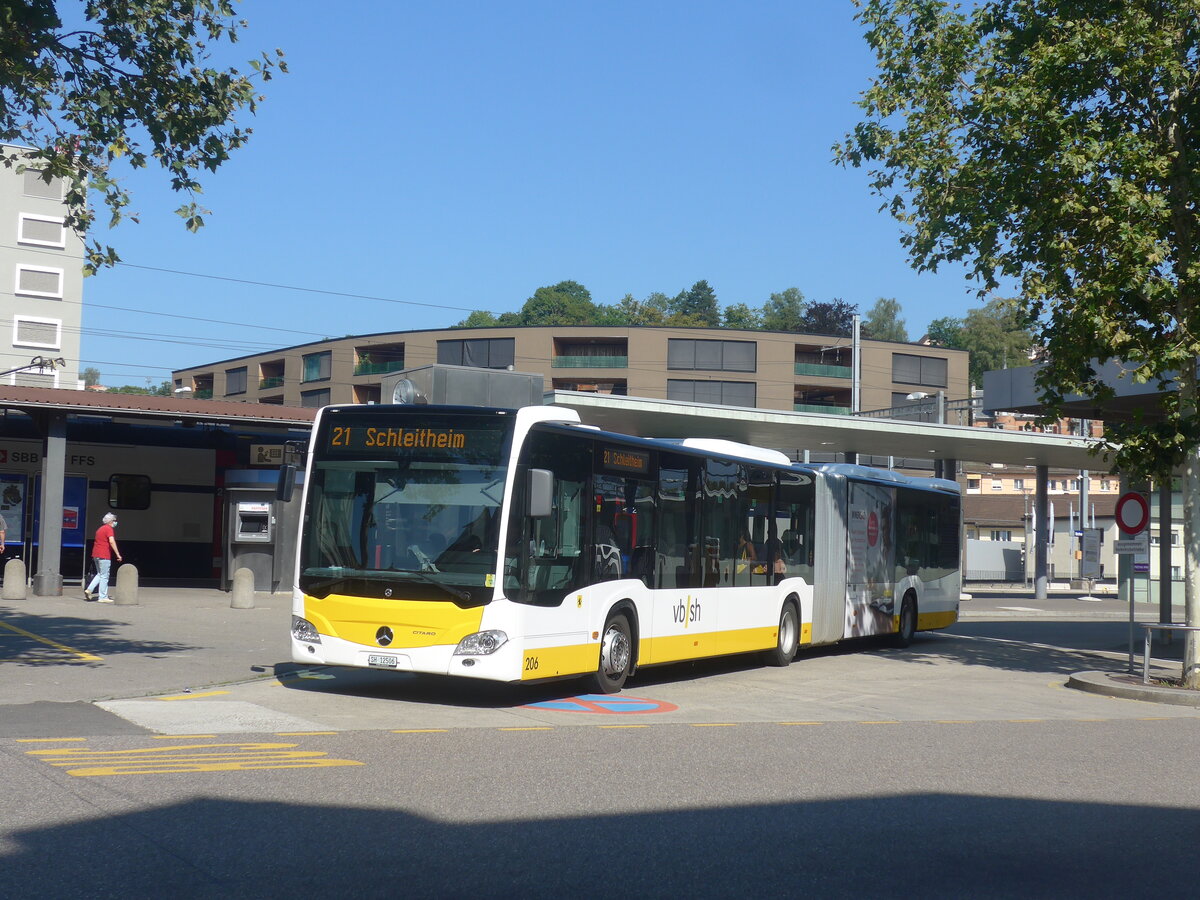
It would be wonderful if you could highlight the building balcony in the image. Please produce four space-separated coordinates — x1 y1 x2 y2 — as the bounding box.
795 363 852 379
793 402 851 415
354 359 407 376
259 376 284 389
552 355 629 368
194 389 213 400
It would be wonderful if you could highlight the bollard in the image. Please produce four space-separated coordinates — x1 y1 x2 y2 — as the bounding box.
2 558 27 600
230 567 256 609
114 563 139 606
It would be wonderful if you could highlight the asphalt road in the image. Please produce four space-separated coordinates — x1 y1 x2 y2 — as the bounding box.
3 589 1198 896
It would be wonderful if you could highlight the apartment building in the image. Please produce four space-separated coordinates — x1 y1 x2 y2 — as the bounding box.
171 325 970 414
0 146 84 387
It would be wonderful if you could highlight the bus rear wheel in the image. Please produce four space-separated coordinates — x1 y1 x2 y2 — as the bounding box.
590 613 632 694
893 595 917 648
764 600 799 667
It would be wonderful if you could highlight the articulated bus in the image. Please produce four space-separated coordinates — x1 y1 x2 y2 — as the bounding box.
288 404 961 692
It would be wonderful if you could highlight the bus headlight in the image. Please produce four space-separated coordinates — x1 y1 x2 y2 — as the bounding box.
454 630 508 656
292 616 322 644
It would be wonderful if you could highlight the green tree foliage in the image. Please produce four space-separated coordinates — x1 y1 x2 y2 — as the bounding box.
455 310 499 328
516 281 597 326
0 1 286 272
722 302 762 330
800 299 858 337
958 299 1034 388
109 380 172 396
81 366 100 387
670 280 721 327
925 316 965 348
862 297 908 341
837 0 1200 684
761 287 807 332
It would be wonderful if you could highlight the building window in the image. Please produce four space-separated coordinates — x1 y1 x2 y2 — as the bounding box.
436 338 515 369
891 353 948 387
12 316 61 349
302 351 332 382
109 474 152 510
967 478 980 493
12 368 58 388
1172 566 1182 580
1013 478 1025 491
225 367 248 395
666 379 756 407
301 388 331 408
14 265 63 299
667 339 756 372
991 480 1002 490
18 213 66 248
990 530 1012 541
1101 479 1113 491
23 169 64 200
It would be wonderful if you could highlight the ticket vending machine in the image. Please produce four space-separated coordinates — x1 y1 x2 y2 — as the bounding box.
224 474 301 592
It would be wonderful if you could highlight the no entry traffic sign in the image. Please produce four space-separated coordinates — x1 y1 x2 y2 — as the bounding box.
1115 491 1150 535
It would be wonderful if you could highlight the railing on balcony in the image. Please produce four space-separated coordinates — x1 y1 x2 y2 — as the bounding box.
552 355 629 368
194 389 213 400
259 376 284 390
354 359 407 376
794 363 853 379
793 402 851 415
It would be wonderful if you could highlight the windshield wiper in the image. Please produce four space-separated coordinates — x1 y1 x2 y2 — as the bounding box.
399 569 472 603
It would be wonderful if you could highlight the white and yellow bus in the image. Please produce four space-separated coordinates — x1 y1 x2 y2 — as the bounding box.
289 404 961 692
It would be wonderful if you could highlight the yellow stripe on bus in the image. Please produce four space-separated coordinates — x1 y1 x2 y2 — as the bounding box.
643 625 777 664
521 643 597 679
305 593 484 650
918 610 958 630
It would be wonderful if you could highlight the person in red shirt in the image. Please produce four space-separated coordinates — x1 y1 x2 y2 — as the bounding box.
84 512 122 602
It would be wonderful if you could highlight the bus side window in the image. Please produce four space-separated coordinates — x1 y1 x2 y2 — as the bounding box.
657 456 696 589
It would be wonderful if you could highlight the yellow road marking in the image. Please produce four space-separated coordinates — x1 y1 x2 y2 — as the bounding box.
276 731 338 736
155 691 230 701
15 737 88 743
860 720 901 725
0 619 102 662
152 734 215 739
26 741 362 776
392 729 449 734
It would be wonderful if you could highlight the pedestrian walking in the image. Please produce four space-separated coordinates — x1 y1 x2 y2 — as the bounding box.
84 513 122 602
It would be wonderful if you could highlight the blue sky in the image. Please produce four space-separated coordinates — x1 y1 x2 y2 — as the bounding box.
81 1 987 387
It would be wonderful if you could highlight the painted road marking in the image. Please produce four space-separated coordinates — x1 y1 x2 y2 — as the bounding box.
25 741 363 776
997 606 1042 612
0 619 102 662
156 691 231 701
521 694 679 715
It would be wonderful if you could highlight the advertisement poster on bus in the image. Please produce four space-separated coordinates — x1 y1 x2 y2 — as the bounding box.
0 473 27 544
846 481 896 637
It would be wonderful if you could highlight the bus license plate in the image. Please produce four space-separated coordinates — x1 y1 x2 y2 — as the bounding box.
367 654 398 669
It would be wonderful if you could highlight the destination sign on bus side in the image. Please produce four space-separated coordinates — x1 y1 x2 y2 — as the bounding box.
599 445 650 476
326 425 468 451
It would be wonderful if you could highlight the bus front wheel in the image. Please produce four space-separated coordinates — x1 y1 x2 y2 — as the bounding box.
590 613 632 693
764 600 799 667
893 595 917 648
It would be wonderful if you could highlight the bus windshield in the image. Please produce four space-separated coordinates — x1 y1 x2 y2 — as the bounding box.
299 410 515 603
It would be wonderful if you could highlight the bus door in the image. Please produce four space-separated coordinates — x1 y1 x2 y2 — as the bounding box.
30 474 90 585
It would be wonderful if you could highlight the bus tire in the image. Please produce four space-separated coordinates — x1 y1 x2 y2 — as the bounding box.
590 612 632 693
893 594 917 648
764 599 799 667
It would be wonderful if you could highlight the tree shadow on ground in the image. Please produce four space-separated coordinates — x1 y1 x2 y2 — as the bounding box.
0 606 196 668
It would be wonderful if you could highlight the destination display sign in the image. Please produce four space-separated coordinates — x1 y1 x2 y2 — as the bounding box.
317 412 511 460
598 445 651 476
328 424 468 451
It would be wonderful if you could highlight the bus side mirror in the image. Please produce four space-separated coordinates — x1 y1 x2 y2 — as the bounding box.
276 464 298 502
527 468 553 518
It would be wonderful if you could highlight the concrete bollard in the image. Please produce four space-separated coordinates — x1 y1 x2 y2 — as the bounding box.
114 563 139 606
230 567 256 609
2 558 28 600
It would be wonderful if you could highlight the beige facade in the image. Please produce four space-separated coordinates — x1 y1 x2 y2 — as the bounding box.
171 325 970 414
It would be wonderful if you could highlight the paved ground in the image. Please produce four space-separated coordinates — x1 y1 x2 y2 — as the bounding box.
1 584 1197 737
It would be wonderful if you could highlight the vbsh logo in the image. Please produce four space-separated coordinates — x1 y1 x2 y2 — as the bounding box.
672 596 701 627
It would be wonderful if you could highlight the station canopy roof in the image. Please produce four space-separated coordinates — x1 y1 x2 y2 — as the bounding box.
547 391 1112 472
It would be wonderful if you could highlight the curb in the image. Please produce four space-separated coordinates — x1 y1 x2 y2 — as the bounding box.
1067 670 1200 708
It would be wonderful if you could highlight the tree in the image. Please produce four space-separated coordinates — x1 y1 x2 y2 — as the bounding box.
722 302 762 330
761 287 807 332
837 0 1200 686
81 366 100 387
596 293 667 326
957 299 1034 388
925 316 965 348
670 280 721 327
110 380 171 396
517 281 597 326
862 297 908 341
1 1 286 271
453 310 499 328
800 299 858 337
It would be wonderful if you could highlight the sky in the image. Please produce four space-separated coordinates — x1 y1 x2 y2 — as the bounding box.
79 0 988 388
